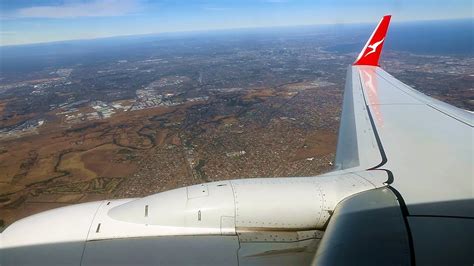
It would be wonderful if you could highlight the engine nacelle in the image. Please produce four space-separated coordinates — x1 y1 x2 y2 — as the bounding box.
0 170 387 265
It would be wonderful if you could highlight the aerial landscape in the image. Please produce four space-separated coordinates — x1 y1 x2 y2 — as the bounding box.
0 19 472 229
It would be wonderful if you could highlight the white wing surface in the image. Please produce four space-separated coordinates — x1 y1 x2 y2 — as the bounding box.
322 15 474 266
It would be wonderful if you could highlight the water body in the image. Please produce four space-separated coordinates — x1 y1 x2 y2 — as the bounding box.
328 19 473 56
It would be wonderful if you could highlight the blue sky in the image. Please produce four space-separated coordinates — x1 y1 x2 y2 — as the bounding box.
1 0 472 46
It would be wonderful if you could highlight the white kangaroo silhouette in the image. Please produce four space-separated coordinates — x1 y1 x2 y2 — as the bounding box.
365 38 385 57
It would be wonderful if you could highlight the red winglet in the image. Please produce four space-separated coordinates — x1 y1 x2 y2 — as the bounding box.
353 15 391 66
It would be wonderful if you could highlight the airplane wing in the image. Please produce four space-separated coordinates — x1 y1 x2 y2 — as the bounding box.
1 15 472 266
314 15 474 265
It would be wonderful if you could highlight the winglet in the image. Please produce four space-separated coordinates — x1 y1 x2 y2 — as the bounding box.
354 15 391 66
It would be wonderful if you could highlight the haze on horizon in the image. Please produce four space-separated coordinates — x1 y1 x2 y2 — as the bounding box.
0 0 472 46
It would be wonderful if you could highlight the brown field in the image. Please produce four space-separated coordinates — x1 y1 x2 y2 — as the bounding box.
292 131 337 161
0 103 188 226
0 101 6 116
243 88 276 99
0 112 36 128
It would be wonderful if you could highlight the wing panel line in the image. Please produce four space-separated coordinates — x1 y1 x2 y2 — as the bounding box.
426 104 473 127
375 70 473 127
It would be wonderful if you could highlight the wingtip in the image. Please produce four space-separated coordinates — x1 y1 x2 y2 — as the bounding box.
353 15 392 66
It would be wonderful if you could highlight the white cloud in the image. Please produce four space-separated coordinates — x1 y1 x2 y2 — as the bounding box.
16 0 142 19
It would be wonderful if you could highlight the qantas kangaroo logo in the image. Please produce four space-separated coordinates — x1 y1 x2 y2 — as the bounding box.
354 15 390 65
364 38 385 57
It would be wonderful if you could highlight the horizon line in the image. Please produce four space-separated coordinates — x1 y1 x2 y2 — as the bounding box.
1 17 472 48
